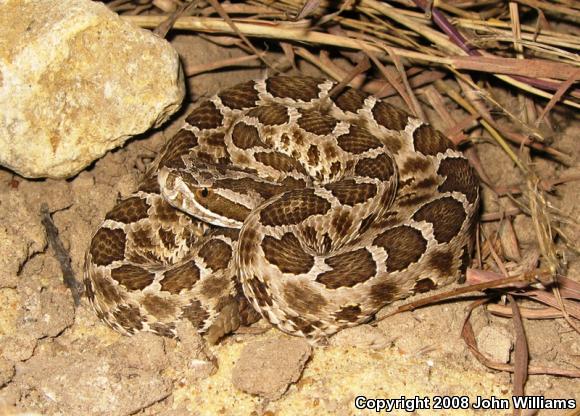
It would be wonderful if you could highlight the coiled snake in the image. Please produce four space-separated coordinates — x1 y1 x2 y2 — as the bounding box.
85 76 479 342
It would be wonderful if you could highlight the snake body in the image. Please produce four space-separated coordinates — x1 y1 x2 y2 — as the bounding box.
85 76 479 342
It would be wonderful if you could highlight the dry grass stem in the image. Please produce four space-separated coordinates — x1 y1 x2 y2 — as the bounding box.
185 53 265 76
487 304 569 319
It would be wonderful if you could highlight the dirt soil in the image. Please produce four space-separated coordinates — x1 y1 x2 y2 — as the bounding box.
0 34 578 416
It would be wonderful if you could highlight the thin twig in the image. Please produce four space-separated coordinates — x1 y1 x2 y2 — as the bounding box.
508 294 528 405
381 272 539 318
40 204 83 306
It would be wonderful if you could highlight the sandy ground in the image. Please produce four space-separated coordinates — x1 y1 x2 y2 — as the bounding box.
0 34 578 416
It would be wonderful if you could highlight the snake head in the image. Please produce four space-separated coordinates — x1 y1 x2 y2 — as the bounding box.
158 166 251 229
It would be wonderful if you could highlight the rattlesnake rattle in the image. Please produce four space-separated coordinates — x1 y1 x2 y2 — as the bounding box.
85 76 479 343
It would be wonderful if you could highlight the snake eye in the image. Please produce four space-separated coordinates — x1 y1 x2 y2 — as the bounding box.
200 188 209 198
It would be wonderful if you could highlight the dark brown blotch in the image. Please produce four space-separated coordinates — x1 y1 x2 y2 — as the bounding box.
368 280 399 307
325 180 377 206
331 211 353 241
355 153 395 181
112 304 143 332
413 124 452 156
127 226 154 252
152 199 181 223
236 289 262 326
160 260 200 294
281 176 308 190
458 246 471 282
254 151 306 174
158 228 176 250
110 265 155 291
283 281 328 315
330 161 341 178
427 249 454 277
199 239 232 271
90 228 126 266
337 124 382 154
212 227 241 242
91 272 123 304
218 80 259 109
149 322 176 337
307 145 320 166
186 100 223 130
231 122 263 149
205 131 226 147
382 133 403 154
299 225 332 255
84 277 95 302
238 227 258 268
400 156 431 176
138 174 161 194
181 299 210 328
247 104 289 126
265 76 323 101
437 157 479 203
374 226 427 271
316 248 376 289
141 294 177 320
398 192 432 207
158 129 198 169
199 191 251 224
414 278 436 293
359 213 376 235
333 304 362 322
289 316 318 334
323 143 338 160
262 232 314 274
416 176 439 189
298 109 337 135
247 276 274 308
106 196 150 224
332 87 369 113
413 197 466 244
372 101 409 131
259 190 331 227
200 275 230 300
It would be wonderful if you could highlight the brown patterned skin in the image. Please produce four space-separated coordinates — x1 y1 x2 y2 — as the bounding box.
85 76 479 342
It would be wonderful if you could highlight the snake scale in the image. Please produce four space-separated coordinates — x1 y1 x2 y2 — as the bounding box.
85 76 479 343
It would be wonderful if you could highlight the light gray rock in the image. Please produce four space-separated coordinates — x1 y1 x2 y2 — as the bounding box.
2 333 172 415
476 325 513 364
0 0 184 178
232 337 312 400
